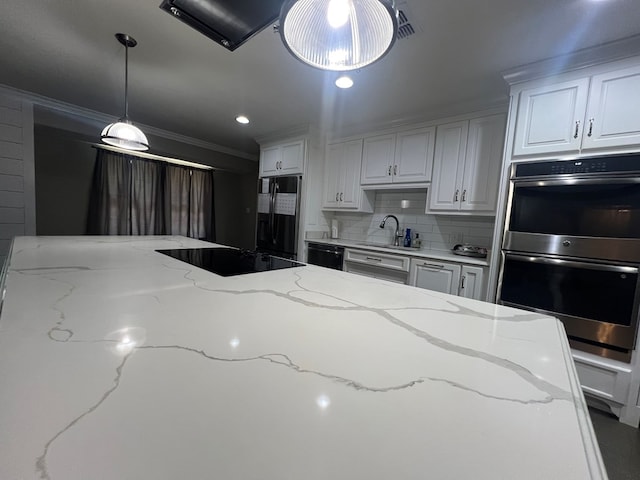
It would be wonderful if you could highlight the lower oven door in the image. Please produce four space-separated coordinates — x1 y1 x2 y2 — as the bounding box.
498 252 640 358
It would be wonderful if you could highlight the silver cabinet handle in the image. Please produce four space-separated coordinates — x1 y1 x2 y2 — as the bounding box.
460 275 466 289
462 189 467 202
393 165 397 175
421 262 444 269
574 120 580 139
336 193 339 202
588 118 594 137
454 189 459 202
340 192 344 201
388 165 392 176
366 256 382 262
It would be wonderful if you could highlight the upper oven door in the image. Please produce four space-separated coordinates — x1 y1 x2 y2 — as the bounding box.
505 177 640 262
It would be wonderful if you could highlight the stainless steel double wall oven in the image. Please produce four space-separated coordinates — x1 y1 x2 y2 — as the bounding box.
497 154 640 362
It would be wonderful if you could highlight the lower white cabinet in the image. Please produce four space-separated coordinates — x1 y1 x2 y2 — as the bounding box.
409 259 485 300
343 249 410 284
459 265 484 300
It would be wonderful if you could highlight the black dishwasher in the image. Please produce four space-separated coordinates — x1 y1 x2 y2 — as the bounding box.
307 242 344 270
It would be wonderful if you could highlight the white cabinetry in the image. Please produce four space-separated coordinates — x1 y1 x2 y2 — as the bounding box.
429 114 505 214
410 259 461 295
343 248 410 284
259 140 305 177
409 259 485 299
459 265 484 300
361 127 435 185
323 140 374 212
512 64 640 157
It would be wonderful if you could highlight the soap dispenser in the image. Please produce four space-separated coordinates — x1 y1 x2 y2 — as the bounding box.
404 228 412 247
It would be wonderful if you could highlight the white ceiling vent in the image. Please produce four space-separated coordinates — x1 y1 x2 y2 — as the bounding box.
396 1 421 40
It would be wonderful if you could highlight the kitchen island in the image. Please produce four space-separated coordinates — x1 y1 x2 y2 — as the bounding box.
0 236 606 479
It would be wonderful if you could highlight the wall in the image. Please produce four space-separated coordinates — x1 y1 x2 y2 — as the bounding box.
329 190 495 251
34 125 95 235
0 95 35 265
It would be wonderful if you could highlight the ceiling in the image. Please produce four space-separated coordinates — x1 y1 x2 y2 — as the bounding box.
2 0 640 157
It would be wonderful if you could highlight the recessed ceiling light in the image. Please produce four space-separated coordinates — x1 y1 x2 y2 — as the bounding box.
236 115 250 124
335 76 354 89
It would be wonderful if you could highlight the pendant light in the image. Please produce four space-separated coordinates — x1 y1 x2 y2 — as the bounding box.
279 0 398 71
101 33 149 151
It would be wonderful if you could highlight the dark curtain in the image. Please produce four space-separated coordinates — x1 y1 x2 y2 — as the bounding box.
87 148 215 241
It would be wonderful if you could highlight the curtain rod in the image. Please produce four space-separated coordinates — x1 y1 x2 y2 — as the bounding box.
91 143 219 171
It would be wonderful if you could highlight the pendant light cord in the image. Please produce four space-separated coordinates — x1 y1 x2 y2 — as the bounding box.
124 42 129 120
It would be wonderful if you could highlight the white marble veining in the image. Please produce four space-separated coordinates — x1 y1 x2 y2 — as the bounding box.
0 236 606 479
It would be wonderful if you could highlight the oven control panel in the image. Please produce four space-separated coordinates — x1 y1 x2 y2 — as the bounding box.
514 152 640 178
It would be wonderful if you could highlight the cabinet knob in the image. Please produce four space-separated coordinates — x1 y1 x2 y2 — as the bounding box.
588 118 594 138
574 120 580 139
336 193 339 202
454 189 459 202
340 192 344 201
393 165 398 175
462 189 467 202
460 275 466 289
388 165 392 176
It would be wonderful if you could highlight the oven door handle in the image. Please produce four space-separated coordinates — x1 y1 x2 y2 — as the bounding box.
505 253 638 274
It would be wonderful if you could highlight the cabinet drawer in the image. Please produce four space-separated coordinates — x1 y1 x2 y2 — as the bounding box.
573 352 631 404
344 249 410 272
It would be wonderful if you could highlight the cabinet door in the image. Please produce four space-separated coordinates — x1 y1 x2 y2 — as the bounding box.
582 65 640 151
323 142 342 208
512 78 589 156
394 127 435 183
429 121 468 211
409 259 461 295
340 139 364 208
459 265 484 300
361 134 395 185
460 114 506 212
279 140 305 175
259 146 280 177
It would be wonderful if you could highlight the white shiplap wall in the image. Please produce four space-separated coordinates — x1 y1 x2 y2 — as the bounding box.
0 94 35 265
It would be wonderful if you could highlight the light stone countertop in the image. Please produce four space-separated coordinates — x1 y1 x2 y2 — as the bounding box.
305 238 491 266
0 236 606 479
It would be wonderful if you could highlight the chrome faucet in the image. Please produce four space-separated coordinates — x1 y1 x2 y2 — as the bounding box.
379 214 403 246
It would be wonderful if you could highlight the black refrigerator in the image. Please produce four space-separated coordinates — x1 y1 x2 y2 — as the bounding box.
256 175 301 260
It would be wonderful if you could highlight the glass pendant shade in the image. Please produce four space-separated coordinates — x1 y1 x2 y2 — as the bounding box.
101 33 149 151
101 120 149 151
280 0 398 71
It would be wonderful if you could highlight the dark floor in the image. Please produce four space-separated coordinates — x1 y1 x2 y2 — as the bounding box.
589 407 640 480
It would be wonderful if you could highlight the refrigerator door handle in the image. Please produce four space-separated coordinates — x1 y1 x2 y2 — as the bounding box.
271 181 280 244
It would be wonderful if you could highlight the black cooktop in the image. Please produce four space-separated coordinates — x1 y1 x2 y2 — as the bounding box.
156 248 303 277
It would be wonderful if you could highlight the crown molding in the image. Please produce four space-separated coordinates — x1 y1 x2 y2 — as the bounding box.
502 34 640 86
0 84 258 161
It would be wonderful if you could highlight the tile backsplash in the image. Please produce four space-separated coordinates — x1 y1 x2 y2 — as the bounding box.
324 191 495 251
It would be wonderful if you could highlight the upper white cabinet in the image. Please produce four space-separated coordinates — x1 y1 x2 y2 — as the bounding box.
323 139 374 212
259 139 305 177
512 64 640 157
512 79 589 156
361 127 435 185
582 65 640 150
429 114 506 214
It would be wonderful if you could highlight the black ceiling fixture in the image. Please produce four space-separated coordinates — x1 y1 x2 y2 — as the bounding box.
159 0 285 51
